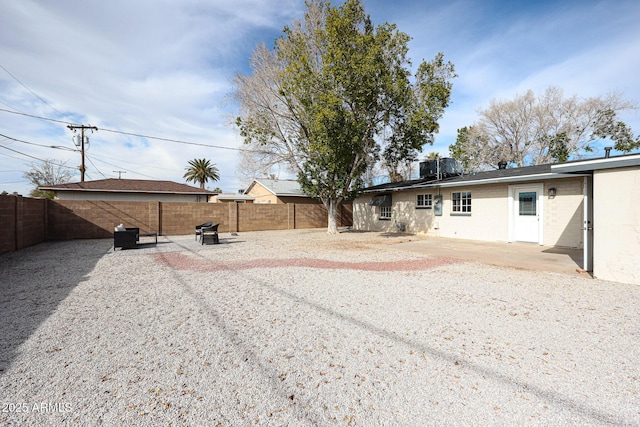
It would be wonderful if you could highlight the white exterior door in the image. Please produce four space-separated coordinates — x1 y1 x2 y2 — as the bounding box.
509 184 544 244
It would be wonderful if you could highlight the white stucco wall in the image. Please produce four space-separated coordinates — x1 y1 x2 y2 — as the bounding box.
55 192 209 202
593 167 640 285
353 177 584 247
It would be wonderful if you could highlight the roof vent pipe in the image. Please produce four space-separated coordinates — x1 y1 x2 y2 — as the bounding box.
498 160 508 169
604 147 612 158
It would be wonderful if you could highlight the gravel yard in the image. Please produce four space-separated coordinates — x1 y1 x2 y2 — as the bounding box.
1 229 639 426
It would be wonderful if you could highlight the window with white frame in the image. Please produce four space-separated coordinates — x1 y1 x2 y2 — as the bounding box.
379 205 392 220
452 191 471 213
370 194 392 220
416 193 433 209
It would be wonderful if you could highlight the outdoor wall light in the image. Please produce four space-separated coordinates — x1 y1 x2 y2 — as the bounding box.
548 188 557 197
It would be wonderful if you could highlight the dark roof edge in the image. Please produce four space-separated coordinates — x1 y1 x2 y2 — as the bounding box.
39 187 215 195
361 172 589 193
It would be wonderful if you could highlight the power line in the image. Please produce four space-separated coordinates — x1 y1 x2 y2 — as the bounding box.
0 143 72 166
0 132 231 181
0 64 64 116
0 107 266 153
85 151 236 180
0 132 77 151
85 155 107 179
87 151 180 172
0 151 32 164
98 127 249 152
0 107 74 126
84 153 163 180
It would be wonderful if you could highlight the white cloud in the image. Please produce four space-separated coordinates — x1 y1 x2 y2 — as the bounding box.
1 0 639 194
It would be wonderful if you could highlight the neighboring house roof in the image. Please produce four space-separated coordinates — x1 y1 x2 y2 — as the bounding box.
40 179 216 195
362 162 591 193
244 179 308 197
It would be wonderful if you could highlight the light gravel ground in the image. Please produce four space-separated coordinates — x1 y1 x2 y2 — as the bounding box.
0 229 638 426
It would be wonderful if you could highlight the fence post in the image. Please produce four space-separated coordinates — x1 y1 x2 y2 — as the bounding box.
15 195 23 251
229 202 238 233
150 201 160 235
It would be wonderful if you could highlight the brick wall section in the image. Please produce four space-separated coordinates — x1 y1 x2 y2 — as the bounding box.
0 195 17 254
47 200 148 240
0 195 47 255
295 203 327 229
20 197 47 249
159 202 229 235
238 204 290 231
1 198 353 255
339 203 353 227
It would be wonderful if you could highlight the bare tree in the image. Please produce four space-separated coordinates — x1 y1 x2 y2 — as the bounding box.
450 86 638 171
23 159 75 198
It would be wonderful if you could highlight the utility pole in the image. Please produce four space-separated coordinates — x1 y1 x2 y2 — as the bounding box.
113 170 126 179
67 124 97 182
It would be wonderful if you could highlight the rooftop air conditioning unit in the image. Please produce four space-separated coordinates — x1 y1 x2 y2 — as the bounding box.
419 158 463 180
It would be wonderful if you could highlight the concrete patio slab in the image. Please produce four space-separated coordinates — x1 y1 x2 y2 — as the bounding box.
394 236 586 277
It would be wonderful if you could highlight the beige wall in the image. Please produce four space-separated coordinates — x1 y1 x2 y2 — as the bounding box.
246 183 279 204
542 178 584 248
593 167 640 285
245 183 319 204
353 177 584 247
55 192 209 202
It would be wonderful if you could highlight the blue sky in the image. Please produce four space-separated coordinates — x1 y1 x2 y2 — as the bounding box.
1 0 639 195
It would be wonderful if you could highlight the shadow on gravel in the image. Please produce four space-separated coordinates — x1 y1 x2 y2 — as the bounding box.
178 252 622 426
258 282 629 426
0 239 113 377
153 242 628 426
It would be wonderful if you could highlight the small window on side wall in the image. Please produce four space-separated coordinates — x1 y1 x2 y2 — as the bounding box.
379 205 392 220
416 194 433 209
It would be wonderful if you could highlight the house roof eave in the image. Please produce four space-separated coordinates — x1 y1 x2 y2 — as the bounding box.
550 153 640 173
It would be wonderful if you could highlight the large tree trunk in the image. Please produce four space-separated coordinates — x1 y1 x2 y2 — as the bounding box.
327 199 339 234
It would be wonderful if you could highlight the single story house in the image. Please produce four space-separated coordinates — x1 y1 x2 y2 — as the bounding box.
40 179 216 202
353 154 640 285
244 178 320 204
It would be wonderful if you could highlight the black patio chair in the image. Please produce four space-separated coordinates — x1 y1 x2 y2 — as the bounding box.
195 221 213 241
200 223 220 245
114 227 139 250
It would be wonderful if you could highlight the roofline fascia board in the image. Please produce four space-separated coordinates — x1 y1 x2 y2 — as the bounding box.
361 172 589 193
550 154 640 172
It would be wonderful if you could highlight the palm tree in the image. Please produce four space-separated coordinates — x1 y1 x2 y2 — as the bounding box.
183 158 220 189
